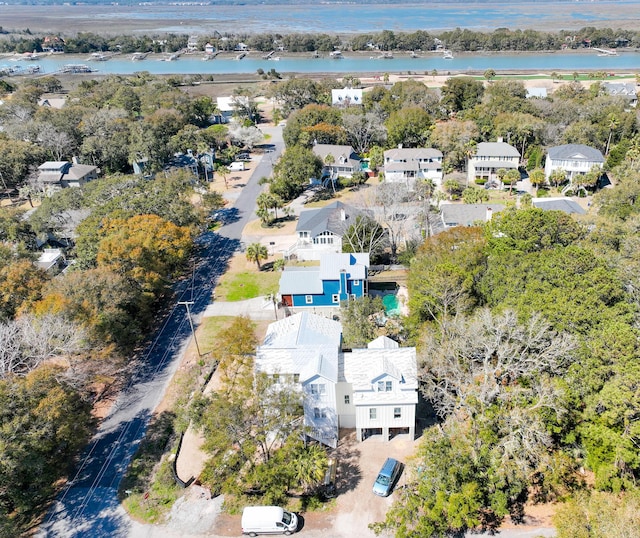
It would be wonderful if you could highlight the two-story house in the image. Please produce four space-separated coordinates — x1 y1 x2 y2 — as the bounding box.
440 203 505 229
37 160 99 192
331 87 363 107
312 144 362 179
383 147 444 187
255 312 418 448
279 252 369 309
544 144 604 183
467 141 520 186
289 200 363 261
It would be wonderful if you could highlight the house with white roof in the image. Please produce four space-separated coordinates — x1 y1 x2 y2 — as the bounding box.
467 141 520 186
601 82 637 107
255 312 417 447
279 252 369 309
331 87 363 107
312 144 362 179
544 144 604 183
383 147 444 186
289 200 364 261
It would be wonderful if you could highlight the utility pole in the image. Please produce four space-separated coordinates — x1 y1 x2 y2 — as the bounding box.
178 300 201 356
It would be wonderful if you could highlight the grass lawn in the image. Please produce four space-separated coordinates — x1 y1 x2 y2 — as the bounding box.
215 269 280 301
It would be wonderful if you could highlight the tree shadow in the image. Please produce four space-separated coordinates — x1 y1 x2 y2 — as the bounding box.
333 431 363 495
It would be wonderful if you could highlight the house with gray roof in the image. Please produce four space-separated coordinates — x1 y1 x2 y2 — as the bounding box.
37 160 99 193
255 312 417 447
601 82 637 107
312 144 362 179
440 203 505 228
383 147 444 186
532 197 586 215
467 141 520 186
289 200 363 261
544 144 604 183
280 252 369 309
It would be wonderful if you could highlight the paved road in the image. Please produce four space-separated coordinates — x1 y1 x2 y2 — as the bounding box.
37 125 284 538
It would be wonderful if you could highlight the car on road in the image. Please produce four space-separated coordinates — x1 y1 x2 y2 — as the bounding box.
237 152 251 161
372 457 403 497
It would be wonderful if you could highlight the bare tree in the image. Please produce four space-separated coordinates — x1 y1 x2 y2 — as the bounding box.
0 314 87 379
228 124 264 149
342 111 387 154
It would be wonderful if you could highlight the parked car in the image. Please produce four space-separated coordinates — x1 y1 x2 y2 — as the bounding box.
372 457 403 497
237 152 251 161
241 506 298 536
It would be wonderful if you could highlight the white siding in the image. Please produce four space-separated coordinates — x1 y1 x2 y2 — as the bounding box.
354 403 415 431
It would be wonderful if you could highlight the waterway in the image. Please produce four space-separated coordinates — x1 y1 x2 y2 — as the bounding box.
3 50 640 76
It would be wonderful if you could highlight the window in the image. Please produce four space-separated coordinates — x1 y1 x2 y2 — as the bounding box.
310 383 326 395
344 395 350 405
332 294 339 304
272 374 280 384
350 294 356 300
353 280 360 285
394 407 401 419
377 380 392 392
314 407 320 418
305 295 313 304
369 408 377 420
293 374 300 383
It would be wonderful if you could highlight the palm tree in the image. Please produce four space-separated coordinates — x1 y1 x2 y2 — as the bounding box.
291 443 328 494
549 168 567 189
484 68 496 83
246 242 268 270
605 113 619 156
528 168 546 195
216 164 230 189
505 168 521 195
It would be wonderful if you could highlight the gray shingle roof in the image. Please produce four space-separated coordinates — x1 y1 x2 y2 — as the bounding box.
532 197 586 215
296 201 363 238
476 142 520 158
384 147 443 161
547 144 604 163
441 203 505 227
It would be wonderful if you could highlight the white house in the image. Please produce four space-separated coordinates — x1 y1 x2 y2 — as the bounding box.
601 82 637 107
331 87 363 107
383 147 444 186
288 201 363 261
312 144 362 179
544 144 605 182
255 313 418 448
467 141 520 186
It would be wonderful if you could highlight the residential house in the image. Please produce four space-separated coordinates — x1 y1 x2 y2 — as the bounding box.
601 82 637 107
35 248 66 274
38 98 67 109
204 43 216 55
255 312 417 448
187 35 200 52
526 87 548 99
37 160 99 192
544 144 604 182
215 96 250 123
312 144 362 179
279 252 369 309
467 141 520 186
383 147 444 186
234 42 249 52
42 35 65 53
532 197 586 215
289 200 362 261
331 87 363 107
440 203 505 228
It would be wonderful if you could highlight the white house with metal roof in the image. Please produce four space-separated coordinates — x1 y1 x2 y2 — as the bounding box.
383 147 444 186
331 87 363 107
255 313 418 447
544 144 605 182
467 141 520 186
601 82 637 107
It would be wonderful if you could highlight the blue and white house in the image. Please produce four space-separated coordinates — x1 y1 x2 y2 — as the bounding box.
279 252 369 309
255 313 418 448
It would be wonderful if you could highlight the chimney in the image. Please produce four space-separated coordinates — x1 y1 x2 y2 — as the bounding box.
72 156 79 164
486 207 493 221
496 136 503 143
398 143 403 149
340 208 346 221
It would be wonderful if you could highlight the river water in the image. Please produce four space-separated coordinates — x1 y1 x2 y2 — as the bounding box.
3 50 639 76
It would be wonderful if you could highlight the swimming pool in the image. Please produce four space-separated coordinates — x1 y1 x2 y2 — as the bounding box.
382 294 401 316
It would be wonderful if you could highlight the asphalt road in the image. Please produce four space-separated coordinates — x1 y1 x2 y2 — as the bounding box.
37 124 284 538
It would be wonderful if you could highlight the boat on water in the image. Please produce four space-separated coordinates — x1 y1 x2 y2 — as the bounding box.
160 53 180 61
409 51 420 58
88 52 109 61
131 52 148 61
330 50 343 59
443 50 454 59
61 64 96 74
236 52 247 60
594 47 618 56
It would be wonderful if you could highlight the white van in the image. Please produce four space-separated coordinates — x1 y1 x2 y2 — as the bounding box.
241 506 298 536
229 161 246 171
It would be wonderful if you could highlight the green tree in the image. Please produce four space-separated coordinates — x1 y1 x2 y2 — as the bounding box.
270 145 323 201
340 295 385 348
441 76 484 114
246 242 268 270
385 106 432 148
483 68 496 82
528 168 546 194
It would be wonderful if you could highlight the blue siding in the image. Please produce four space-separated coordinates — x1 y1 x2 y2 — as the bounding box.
290 275 365 306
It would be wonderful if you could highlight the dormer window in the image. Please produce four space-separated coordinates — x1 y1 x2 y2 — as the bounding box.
377 380 392 392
